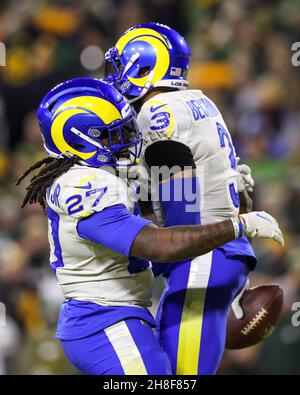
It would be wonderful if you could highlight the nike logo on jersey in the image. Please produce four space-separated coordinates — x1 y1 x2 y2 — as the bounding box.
150 104 166 112
73 182 92 190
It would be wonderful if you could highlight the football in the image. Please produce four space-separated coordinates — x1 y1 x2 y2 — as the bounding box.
226 285 283 350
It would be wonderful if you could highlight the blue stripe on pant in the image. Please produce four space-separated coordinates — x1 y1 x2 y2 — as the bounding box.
155 249 249 375
61 318 171 375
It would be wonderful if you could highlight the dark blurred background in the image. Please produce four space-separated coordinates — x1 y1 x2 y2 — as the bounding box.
0 0 300 375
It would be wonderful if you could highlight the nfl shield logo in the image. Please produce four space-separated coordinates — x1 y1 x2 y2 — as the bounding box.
170 67 181 76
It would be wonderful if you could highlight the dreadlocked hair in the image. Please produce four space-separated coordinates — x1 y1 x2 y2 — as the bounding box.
16 155 80 211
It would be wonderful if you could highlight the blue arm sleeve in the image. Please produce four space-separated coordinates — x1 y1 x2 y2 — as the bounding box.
159 177 201 226
77 204 151 256
151 177 201 277
159 177 257 269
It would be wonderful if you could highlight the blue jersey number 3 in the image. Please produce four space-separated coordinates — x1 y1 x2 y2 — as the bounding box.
216 122 239 208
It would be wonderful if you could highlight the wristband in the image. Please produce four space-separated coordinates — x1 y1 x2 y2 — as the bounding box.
231 217 244 239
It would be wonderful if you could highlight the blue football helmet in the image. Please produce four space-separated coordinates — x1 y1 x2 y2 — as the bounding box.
104 22 191 103
37 77 142 167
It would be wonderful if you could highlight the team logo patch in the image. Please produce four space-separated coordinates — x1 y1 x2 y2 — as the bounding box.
88 128 101 137
121 80 131 90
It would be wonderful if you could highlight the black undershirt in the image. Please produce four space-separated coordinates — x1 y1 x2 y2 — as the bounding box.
144 140 196 171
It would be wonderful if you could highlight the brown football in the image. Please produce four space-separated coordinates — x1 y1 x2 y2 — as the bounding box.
226 285 283 350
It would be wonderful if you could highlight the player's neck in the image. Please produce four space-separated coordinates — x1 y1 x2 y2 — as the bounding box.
141 88 166 104
137 87 177 110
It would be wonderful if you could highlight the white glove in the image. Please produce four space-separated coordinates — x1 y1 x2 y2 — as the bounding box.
232 211 285 246
236 157 254 193
231 278 250 319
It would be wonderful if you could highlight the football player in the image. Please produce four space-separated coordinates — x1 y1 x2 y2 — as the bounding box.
104 23 282 374
17 77 283 375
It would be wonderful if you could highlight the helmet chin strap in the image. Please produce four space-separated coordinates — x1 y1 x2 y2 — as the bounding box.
127 70 155 104
70 127 105 149
119 52 160 104
122 52 140 77
127 75 189 104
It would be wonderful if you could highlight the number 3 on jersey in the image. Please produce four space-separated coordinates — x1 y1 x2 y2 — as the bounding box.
216 122 239 208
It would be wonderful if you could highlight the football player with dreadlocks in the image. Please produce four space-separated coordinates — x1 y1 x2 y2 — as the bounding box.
105 23 284 375
17 77 283 375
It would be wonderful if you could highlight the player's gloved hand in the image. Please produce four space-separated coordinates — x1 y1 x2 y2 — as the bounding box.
236 157 254 193
231 211 285 246
231 278 250 319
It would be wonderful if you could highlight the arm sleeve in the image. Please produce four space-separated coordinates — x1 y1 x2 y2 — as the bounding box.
76 204 151 256
159 178 201 226
144 140 199 226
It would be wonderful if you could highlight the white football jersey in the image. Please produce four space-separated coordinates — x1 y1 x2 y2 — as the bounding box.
46 164 153 307
137 89 240 225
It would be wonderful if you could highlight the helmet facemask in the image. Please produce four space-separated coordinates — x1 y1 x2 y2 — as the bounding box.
69 113 143 167
105 47 156 104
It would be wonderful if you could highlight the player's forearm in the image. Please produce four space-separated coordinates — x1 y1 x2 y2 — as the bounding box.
130 220 235 262
239 190 252 214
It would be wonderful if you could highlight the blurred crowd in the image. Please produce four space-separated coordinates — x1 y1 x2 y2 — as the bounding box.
0 0 300 375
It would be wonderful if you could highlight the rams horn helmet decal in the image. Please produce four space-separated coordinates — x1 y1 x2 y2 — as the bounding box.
37 78 142 167
105 22 191 103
